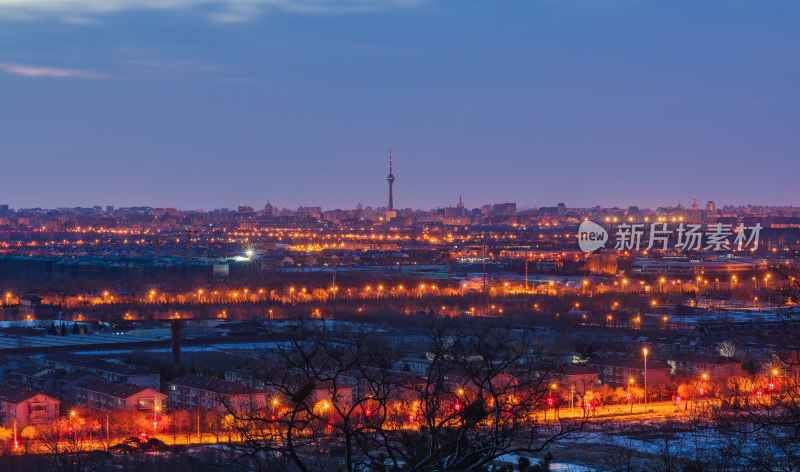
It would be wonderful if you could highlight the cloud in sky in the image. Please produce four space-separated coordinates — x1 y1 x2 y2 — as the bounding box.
0 62 105 78
0 0 424 22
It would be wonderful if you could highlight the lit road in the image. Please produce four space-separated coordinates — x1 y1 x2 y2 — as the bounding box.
12 400 718 456
537 399 713 423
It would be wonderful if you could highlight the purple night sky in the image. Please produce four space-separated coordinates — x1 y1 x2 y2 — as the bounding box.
1 0 798 210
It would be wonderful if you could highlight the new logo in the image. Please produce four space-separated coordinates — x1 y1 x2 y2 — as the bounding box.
577 221 608 253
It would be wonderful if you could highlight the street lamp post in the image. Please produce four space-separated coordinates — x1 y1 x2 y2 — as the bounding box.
700 373 709 415
770 368 779 395
643 348 648 409
628 378 635 413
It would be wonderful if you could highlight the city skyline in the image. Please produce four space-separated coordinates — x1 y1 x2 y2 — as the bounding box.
0 195 798 212
0 196 797 213
2 1 799 209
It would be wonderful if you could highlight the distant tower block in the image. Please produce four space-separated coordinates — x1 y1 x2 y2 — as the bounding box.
386 149 395 210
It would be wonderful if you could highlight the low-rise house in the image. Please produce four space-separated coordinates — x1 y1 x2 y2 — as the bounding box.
168 374 267 411
554 365 600 394
308 380 354 409
336 368 425 404
772 351 800 384
585 357 671 387
393 357 432 376
666 354 742 379
0 382 60 428
74 378 166 411
19 295 53 319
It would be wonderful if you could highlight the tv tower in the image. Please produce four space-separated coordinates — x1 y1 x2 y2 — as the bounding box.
386 148 395 210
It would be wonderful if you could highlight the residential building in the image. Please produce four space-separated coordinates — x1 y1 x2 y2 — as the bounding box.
554 365 600 394
39 353 159 389
74 378 166 412
585 357 671 387
0 382 60 428
168 374 267 411
666 354 742 379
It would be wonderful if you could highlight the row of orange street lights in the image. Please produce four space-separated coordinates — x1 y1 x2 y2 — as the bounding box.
37 364 789 451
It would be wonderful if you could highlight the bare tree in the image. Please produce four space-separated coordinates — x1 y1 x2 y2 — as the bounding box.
706 267 800 471
37 417 111 472
221 319 589 472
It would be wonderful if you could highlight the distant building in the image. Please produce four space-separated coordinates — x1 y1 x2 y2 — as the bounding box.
19 295 52 319
665 354 742 379
0 357 22 382
771 351 800 384
492 203 517 217
39 353 159 389
554 365 600 394
7 365 55 392
394 357 432 376
631 258 767 277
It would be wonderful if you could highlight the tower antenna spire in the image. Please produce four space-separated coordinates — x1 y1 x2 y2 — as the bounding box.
386 148 395 211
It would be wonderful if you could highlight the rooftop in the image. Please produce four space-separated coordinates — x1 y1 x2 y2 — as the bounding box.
587 357 671 371
0 381 53 404
75 378 158 399
169 374 266 396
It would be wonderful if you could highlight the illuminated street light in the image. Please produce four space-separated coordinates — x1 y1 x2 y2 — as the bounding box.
643 348 648 408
